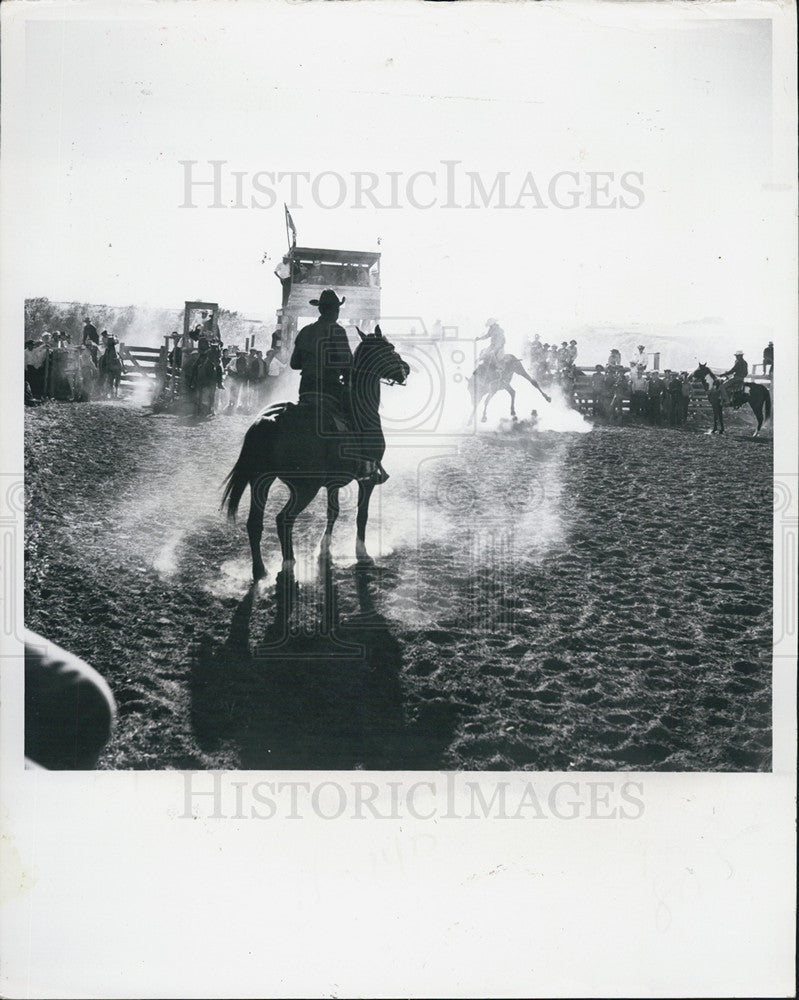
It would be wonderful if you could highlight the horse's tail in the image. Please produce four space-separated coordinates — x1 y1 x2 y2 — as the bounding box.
222 413 283 518
222 424 260 519
764 387 772 421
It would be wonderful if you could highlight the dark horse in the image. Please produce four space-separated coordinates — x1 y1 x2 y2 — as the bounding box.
98 341 124 398
690 363 771 437
467 354 551 422
222 326 410 578
188 345 224 417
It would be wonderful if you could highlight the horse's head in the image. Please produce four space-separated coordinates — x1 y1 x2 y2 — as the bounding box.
353 324 410 386
690 362 718 387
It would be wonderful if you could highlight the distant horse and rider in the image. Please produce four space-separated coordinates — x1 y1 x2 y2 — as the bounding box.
98 337 124 399
224 290 410 578
468 318 551 422
187 340 224 417
690 351 771 437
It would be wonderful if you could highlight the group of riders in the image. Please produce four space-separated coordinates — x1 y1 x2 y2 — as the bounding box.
24 318 126 404
161 312 286 416
471 315 772 425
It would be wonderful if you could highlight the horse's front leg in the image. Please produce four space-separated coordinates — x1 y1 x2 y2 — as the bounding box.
319 486 340 560
356 480 376 565
481 390 495 423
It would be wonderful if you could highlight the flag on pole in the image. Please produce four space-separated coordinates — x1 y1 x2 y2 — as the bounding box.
284 205 297 249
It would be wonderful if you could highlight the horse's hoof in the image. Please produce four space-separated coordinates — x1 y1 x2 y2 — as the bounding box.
512 415 518 422
481 416 487 423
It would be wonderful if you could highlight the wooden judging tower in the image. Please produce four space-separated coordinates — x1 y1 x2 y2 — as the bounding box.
274 246 381 352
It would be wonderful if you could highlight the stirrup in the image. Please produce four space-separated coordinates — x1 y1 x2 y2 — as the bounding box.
371 462 389 484
356 461 389 485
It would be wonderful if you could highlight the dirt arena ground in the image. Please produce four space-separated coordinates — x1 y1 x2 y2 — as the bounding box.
25 398 772 770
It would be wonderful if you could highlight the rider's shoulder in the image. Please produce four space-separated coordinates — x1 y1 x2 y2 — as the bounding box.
295 322 319 342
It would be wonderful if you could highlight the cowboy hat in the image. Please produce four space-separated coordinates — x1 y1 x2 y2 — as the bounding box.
734 350 744 355
309 289 345 309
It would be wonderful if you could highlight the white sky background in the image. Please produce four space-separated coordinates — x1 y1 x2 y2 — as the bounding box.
8 3 785 363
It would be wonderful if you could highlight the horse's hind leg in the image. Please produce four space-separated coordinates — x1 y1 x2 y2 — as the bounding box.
247 476 274 581
319 486 340 560
751 402 762 437
276 482 317 568
356 480 376 565
507 385 517 420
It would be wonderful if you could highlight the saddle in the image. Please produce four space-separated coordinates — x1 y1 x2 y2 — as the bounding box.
263 400 385 481
721 380 746 408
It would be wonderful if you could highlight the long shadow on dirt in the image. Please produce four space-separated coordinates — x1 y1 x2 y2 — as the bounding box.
190 563 457 769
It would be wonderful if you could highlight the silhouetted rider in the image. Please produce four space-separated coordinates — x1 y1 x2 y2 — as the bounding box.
721 350 748 406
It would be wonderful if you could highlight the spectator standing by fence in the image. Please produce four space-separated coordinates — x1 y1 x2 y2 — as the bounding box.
590 365 605 417
225 349 248 411
629 344 647 372
647 372 663 424
666 371 683 427
82 318 99 362
629 364 648 417
763 341 773 375
25 339 49 400
680 372 691 426
661 371 674 425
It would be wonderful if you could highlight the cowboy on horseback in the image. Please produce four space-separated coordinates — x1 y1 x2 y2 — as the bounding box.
720 350 748 407
290 289 387 483
476 318 506 375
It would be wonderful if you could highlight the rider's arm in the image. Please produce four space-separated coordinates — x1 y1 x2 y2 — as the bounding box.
330 325 354 377
289 340 304 370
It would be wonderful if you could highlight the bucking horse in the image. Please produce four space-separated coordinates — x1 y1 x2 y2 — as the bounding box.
467 354 551 423
223 326 410 578
690 363 771 437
